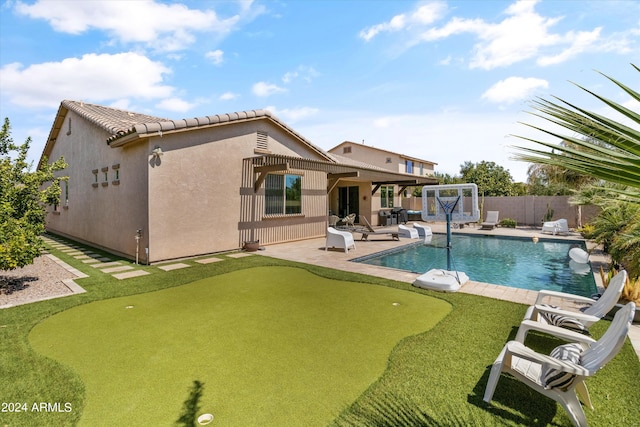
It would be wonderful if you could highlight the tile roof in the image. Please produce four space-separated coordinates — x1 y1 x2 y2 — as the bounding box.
42 100 332 162
40 100 437 185
62 100 167 136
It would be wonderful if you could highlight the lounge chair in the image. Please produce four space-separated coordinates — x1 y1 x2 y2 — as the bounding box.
542 218 569 235
484 302 635 427
398 224 419 239
413 223 432 238
480 211 499 230
359 215 399 241
325 227 356 253
515 270 627 342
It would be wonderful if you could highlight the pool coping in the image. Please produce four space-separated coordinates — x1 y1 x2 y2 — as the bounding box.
349 232 597 297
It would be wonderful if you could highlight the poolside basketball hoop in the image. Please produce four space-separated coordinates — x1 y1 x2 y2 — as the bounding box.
414 184 479 292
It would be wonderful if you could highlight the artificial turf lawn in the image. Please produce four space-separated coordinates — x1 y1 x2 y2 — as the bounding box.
4 238 640 427
29 266 451 426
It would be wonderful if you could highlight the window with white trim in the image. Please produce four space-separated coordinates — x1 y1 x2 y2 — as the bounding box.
381 185 394 208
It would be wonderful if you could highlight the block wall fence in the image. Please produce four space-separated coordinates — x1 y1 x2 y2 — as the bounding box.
402 195 600 229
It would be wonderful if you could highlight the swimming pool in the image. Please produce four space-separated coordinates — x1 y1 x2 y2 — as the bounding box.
353 234 597 297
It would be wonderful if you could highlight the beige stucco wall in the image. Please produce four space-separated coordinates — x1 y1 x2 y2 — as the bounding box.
146 119 329 261
45 110 149 260
329 142 435 177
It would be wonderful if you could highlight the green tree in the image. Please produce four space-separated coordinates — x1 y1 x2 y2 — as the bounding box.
459 160 515 197
0 118 68 271
412 172 461 196
526 139 598 196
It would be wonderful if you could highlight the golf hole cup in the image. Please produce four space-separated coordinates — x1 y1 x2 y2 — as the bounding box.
197 413 214 425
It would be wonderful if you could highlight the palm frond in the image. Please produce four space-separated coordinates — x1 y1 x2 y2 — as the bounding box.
511 63 640 201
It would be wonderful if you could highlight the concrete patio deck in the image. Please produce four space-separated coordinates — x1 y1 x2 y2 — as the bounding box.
254 222 640 358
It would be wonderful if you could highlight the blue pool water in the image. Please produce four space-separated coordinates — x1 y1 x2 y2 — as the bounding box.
353 234 597 297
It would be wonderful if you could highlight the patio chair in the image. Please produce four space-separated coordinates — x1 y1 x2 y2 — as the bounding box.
398 224 419 239
358 215 399 241
328 215 340 228
413 223 433 238
480 211 499 230
342 213 356 227
542 219 570 235
516 270 627 343
325 227 356 253
484 301 635 427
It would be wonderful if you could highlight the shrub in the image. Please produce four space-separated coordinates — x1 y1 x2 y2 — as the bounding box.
499 218 517 228
600 267 640 304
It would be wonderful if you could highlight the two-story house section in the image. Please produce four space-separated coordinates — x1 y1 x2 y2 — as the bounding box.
328 141 436 177
328 141 437 222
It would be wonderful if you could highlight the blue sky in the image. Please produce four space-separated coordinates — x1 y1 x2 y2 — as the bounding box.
1 0 638 182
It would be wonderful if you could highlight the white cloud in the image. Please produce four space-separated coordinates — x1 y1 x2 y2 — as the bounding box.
205 49 224 65
537 28 602 66
469 0 564 70
252 81 287 97
13 0 252 52
264 106 319 122
219 91 239 101
482 77 549 104
282 65 319 84
0 52 174 109
359 1 447 41
155 97 197 113
362 0 615 70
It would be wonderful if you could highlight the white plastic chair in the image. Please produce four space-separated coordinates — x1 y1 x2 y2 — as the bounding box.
413 223 432 238
484 302 636 427
542 219 569 235
398 224 419 239
325 227 355 253
516 270 627 342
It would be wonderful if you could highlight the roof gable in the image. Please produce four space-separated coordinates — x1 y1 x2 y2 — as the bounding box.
329 140 436 165
41 100 333 165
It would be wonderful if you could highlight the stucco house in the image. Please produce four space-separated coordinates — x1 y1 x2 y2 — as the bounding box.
40 101 437 263
328 141 437 215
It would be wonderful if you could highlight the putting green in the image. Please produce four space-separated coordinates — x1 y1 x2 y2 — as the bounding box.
30 267 451 426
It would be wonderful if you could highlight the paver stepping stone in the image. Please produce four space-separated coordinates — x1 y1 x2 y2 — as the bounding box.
113 270 150 280
74 255 91 260
227 253 253 258
157 263 190 271
195 257 224 264
91 261 122 269
102 266 135 274
82 259 101 264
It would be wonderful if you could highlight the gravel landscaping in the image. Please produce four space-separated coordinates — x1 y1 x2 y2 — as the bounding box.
0 254 77 308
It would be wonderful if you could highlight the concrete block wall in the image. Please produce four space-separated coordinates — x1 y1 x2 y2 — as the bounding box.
403 195 600 228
